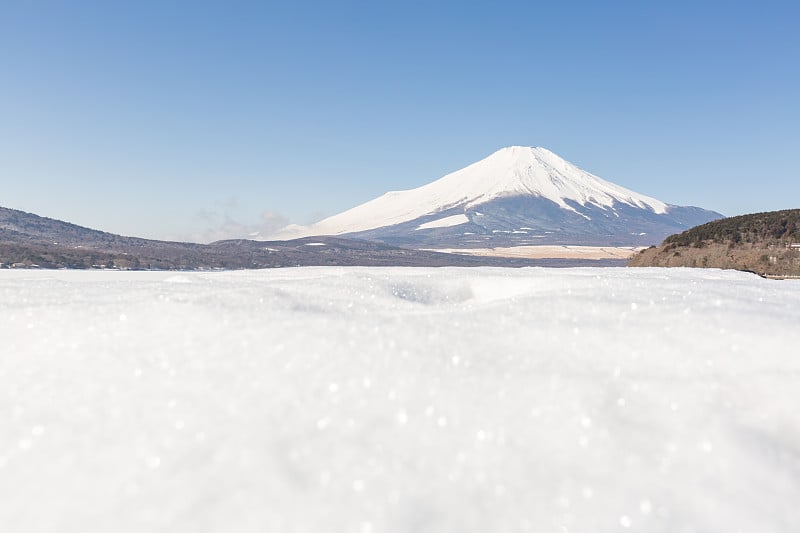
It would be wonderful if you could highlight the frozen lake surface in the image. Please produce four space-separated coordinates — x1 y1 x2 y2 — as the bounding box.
2 267 799 532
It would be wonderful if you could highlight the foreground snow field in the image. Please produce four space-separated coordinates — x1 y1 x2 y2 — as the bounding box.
2 267 799 533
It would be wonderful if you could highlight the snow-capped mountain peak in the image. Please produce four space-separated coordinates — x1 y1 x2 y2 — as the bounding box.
422 146 668 215
268 146 720 246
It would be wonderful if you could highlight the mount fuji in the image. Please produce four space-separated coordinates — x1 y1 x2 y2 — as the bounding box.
271 147 723 247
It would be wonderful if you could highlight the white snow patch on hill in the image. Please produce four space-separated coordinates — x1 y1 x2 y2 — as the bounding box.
1 268 799 533
415 214 470 230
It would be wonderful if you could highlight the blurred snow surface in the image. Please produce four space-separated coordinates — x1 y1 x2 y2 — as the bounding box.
1 267 800 533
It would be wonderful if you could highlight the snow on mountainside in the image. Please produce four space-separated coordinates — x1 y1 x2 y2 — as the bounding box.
270 147 722 247
292 146 669 235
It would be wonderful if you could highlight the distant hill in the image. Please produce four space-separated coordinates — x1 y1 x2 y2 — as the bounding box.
628 209 800 277
1 205 219 269
1 206 615 269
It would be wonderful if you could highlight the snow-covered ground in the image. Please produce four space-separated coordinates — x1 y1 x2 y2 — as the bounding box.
2 267 799 533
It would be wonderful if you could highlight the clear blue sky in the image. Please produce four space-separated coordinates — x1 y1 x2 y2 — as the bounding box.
2 1 798 242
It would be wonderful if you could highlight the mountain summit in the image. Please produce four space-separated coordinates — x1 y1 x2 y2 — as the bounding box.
271 147 723 247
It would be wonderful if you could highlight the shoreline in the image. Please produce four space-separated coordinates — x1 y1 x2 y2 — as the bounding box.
423 245 645 260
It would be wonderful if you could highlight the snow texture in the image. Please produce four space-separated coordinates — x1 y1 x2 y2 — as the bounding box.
273 147 669 238
2 267 800 533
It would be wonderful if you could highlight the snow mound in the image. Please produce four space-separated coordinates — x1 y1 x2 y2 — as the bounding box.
2 267 799 533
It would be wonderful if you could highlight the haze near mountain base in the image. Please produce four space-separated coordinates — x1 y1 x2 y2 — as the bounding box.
271 147 722 248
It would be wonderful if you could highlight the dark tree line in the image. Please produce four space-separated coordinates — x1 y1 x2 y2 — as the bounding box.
664 209 800 247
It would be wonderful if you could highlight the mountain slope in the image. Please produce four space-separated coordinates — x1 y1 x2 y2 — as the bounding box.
2 206 600 269
271 147 723 247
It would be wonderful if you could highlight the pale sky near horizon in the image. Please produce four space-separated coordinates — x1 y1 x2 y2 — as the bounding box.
1 1 798 242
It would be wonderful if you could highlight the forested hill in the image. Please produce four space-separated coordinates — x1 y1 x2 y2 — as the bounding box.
664 209 800 247
628 209 800 277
